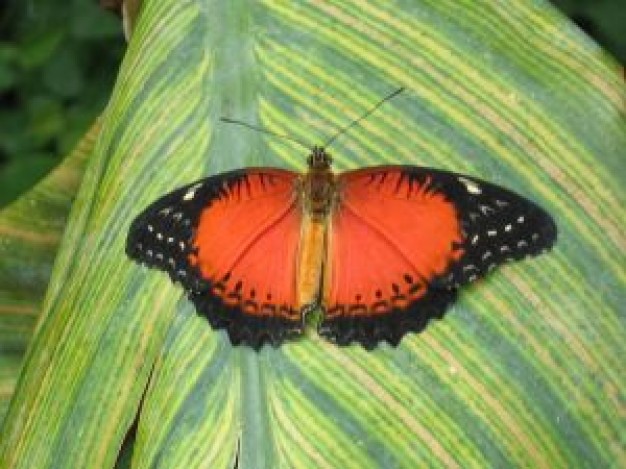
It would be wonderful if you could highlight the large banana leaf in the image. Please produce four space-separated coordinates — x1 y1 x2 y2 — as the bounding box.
1 1 624 468
0 121 96 423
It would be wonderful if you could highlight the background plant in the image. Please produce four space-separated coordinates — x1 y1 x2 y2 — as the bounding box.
0 1 124 206
0 0 623 207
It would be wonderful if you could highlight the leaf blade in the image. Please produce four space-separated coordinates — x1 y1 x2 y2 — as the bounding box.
1 2 624 468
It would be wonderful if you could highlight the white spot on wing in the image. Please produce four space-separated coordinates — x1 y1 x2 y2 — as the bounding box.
480 204 494 215
183 183 203 201
487 229 497 237
505 224 512 232
458 177 482 194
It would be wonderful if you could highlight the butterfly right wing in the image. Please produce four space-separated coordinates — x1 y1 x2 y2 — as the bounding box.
321 166 557 348
126 168 304 349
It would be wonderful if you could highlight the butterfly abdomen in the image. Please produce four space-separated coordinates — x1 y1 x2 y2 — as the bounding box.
296 216 327 312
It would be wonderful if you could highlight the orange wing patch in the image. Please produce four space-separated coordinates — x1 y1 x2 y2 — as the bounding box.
322 168 464 345
126 168 305 348
189 171 302 321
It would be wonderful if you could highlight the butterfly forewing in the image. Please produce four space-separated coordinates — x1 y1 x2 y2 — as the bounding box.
429 169 557 287
320 166 557 348
126 168 303 349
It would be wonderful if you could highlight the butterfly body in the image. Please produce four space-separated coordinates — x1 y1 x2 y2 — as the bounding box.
127 147 556 349
300 146 336 218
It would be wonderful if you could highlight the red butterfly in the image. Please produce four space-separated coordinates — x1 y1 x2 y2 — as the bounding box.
126 90 557 349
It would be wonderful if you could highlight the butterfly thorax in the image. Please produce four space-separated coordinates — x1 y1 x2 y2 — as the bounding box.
302 147 335 220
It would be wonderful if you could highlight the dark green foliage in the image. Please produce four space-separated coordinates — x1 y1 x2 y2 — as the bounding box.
0 1 124 207
550 0 626 64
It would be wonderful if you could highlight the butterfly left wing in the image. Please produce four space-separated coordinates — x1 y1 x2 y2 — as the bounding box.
126 168 304 349
321 166 557 348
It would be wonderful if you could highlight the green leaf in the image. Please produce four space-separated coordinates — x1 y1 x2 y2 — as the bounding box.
1 2 625 468
17 28 65 71
42 46 84 98
25 95 66 147
70 3 124 40
0 154 57 207
0 120 96 423
0 62 17 92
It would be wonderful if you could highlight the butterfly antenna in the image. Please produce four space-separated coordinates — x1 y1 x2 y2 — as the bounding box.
323 87 405 148
219 117 311 151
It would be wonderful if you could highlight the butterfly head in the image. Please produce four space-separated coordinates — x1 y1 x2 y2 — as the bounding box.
307 146 332 170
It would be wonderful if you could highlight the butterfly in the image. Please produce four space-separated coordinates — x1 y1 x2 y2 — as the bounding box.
126 91 557 350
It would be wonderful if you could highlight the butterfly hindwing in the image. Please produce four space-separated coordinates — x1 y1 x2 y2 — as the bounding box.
126 168 303 349
321 166 557 347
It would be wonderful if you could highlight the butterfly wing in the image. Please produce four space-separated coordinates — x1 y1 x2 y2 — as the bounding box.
126 168 303 349
322 166 557 348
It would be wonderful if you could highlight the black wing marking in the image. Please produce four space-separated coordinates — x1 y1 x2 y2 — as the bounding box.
422 169 558 288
